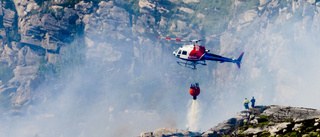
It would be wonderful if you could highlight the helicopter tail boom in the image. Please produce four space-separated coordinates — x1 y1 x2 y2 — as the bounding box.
235 52 244 69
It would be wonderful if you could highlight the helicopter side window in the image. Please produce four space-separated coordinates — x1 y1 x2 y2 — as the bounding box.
182 51 187 55
178 50 181 55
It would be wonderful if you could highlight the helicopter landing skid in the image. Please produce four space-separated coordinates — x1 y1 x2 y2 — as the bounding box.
176 60 207 70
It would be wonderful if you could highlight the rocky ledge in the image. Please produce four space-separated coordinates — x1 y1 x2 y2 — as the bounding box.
141 105 320 137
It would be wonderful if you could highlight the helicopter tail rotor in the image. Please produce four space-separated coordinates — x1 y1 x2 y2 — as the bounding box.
235 52 244 69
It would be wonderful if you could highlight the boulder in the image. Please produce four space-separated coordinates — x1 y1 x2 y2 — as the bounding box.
182 0 200 3
202 106 320 136
242 126 267 135
84 1 130 41
3 9 16 28
138 0 155 13
142 128 200 137
261 105 320 122
75 1 93 15
269 122 290 136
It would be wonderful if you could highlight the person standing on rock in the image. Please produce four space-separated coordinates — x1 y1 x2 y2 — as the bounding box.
244 98 249 109
251 97 256 108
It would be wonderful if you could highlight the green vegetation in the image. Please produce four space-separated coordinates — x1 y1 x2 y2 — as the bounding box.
258 131 271 137
37 56 50 76
257 121 270 128
34 0 50 7
192 0 235 35
36 36 86 78
283 118 294 123
173 0 259 36
299 119 320 134
121 0 140 16
0 65 14 84
5 27 21 44
1 0 21 45
236 0 259 13
238 114 270 135
54 37 86 75
237 116 320 136
258 115 268 119
273 118 320 137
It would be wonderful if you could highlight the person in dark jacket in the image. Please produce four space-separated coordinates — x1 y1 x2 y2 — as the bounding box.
251 97 256 108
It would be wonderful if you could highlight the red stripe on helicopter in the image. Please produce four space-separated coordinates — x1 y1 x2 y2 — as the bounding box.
188 45 206 60
176 39 181 41
166 37 171 40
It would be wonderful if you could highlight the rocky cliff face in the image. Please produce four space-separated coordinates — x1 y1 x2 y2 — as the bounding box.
1 0 177 110
1 0 318 111
0 0 238 112
1 0 320 136
141 105 320 136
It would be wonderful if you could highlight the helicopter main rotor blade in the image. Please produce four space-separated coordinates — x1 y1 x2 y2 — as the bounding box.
156 36 187 42
156 36 203 44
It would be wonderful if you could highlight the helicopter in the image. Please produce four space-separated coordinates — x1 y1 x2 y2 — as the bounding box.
156 36 244 69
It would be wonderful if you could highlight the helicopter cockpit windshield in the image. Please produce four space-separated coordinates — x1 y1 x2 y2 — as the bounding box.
173 49 181 56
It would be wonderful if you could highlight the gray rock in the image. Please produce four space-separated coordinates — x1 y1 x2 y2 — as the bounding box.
269 121 275 126
75 1 93 15
9 65 38 107
202 108 255 136
0 4 3 16
13 0 39 17
261 105 320 122
138 0 156 13
140 132 152 137
0 29 6 41
292 123 302 131
0 44 17 66
24 46 40 66
250 119 258 126
152 128 199 137
202 105 320 136
84 1 130 41
249 114 255 121
3 9 16 28
259 0 270 6
242 126 267 134
133 14 155 35
158 16 168 32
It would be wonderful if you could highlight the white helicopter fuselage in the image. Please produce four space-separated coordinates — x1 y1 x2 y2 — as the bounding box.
173 44 207 61
173 45 194 60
